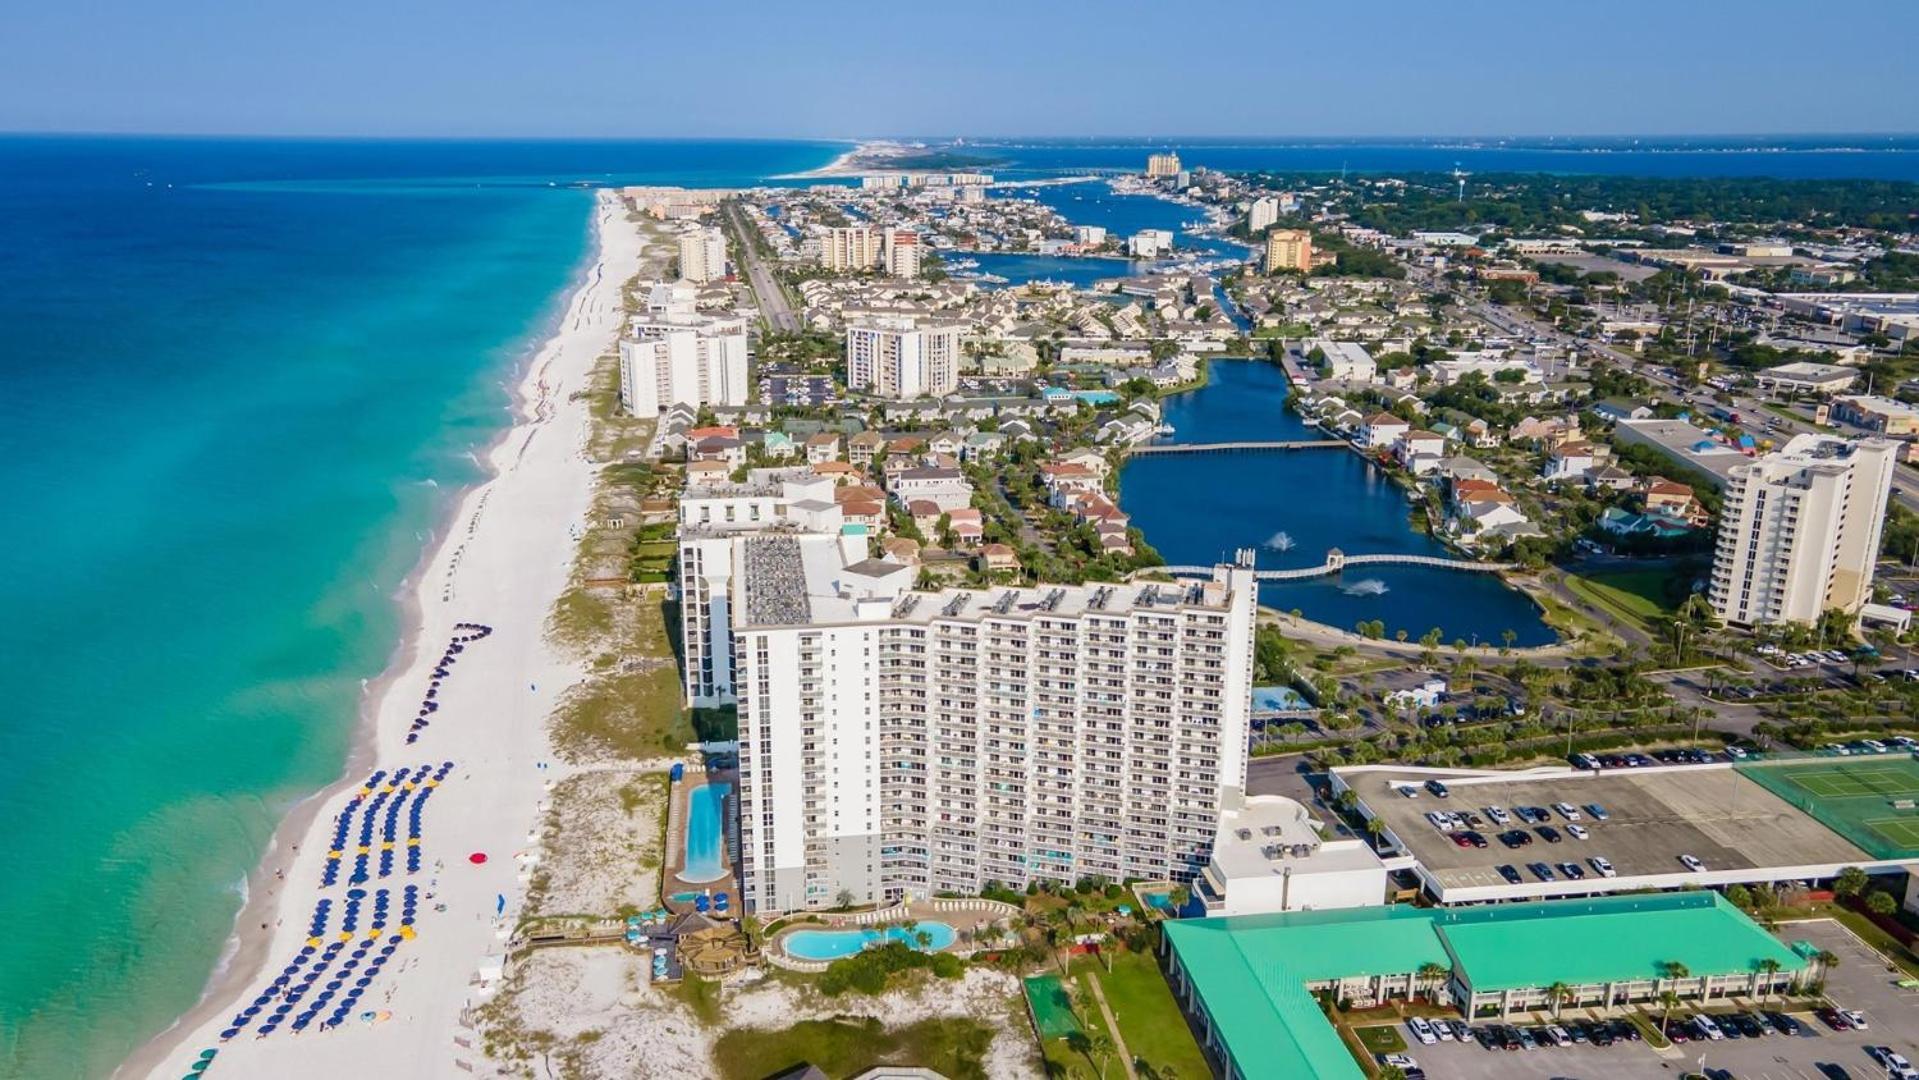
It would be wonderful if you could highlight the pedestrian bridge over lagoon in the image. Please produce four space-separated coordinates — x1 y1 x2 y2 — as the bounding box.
1158 549 1516 582
1126 440 1347 456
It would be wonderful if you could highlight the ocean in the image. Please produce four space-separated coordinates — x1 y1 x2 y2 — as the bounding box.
0 133 1912 1079
0 136 839 1080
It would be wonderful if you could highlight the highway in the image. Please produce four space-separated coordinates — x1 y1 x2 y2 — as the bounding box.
724 202 799 333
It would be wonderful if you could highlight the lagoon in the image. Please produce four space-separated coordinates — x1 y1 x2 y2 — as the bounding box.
1120 360 1556 646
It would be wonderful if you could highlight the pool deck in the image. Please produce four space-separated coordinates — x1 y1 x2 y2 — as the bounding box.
662 767 739 916
770 898 1021 965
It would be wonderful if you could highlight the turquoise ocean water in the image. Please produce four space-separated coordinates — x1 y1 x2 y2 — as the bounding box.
0 137 838 1079
2 134 1914 1079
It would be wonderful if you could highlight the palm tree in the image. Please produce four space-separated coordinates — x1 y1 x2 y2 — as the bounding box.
1416 961 1448 1001
1086 1029 1116 1080
1658 989 1682 1039
1812 948 1840 985
1755 958 1782 1001
1365 816 1388 852
1546 980 1573 1018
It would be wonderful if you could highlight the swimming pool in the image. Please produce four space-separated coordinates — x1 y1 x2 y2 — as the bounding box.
680 782 731 883
782 921 957 961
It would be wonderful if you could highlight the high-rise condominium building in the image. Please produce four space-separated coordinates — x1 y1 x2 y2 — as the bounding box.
820 227 884 272
1145 152 1182 178
677 227 726 284
1264 228 1313 274
676 471 848 707
845 317 964 399
616 314 749 418
881 229 921 280
1248 196 1280 234
729 534 1258 912
1707 434 1896 626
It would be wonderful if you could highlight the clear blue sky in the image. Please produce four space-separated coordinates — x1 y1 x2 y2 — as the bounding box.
3 0 1915 138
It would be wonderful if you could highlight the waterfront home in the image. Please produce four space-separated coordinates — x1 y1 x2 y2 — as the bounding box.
1040 462 1104 501
1360 413 1410 451
1642 478 1709 526
804 432 842 464
685 460 733 487
1059 447 1111 480
1599 506 1694 539
1436 456 1497 485
691 436 746 469
1393 430 1447 474
1508 415 1580 449
1100 415 1157 446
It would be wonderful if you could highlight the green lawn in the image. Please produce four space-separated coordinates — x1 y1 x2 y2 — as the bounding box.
1354 1024 1407 1054
1069 951 1213 1080
1565 569 1679 636
711 1016 995 1080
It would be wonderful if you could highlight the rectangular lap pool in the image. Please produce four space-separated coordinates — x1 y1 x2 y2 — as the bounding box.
680 782 731 883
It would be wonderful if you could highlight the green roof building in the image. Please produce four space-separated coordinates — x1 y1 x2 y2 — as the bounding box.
1162 892 1806 1080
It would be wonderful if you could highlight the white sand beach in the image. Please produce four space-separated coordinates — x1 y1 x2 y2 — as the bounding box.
123 189 644 1080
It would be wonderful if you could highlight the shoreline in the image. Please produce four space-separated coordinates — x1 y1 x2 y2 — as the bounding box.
118 188 643 1080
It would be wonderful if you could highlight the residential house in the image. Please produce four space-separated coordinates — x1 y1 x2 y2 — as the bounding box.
848 431 887 467
1542 441 1599 483
804 432 843 464
1361 412 1410 450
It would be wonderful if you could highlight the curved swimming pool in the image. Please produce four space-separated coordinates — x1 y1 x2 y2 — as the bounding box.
782 921 958 961
680 782 731 883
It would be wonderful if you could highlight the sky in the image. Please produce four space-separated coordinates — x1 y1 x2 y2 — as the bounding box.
2 0 1916 138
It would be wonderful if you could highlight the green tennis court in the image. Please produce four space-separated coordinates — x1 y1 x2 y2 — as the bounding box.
1023 975 1082 1040
1737 756 1919 859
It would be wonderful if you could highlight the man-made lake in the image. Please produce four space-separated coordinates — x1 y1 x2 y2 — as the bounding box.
1119 360 1556 646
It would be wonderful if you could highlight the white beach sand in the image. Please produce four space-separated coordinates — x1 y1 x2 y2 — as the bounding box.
124 189 645 1080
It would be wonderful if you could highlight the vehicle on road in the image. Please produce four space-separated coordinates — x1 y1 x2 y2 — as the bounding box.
1426 779 1450 798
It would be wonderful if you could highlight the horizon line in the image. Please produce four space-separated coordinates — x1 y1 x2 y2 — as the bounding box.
4 129 1919 143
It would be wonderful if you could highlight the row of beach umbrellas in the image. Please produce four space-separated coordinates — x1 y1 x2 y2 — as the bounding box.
219 885 422 1041
405 623 494 745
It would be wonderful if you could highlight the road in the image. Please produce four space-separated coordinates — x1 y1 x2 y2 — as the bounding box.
723 202 799 332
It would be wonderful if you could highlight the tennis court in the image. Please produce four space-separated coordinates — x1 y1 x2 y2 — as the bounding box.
1737 755 1919 859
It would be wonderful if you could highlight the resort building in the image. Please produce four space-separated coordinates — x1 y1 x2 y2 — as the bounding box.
729 539 1259 913
676 470 849 708
1145 151 1182 178
1263 229 1313 274
1707 433 1896 626
1195 794 1388 916
617 314 750 418
845 317 965 399
820 226 884 272
1163 893 1806 1080
1247 195 1280 234
677 227 727 284
881 229 921 280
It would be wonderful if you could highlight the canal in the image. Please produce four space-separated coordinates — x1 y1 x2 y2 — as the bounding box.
1119 360 1557 646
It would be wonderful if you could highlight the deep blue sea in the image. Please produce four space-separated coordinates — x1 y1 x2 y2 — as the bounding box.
0 136 839 1080
0 133 1912 1078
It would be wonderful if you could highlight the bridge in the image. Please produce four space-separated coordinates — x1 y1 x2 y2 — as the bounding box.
1158 549 1516 582
1127 440 1347 456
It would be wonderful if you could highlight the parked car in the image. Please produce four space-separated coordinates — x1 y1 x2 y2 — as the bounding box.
1537 826 1562 843
1408 1016 1438 1045
1558 861 1586 879
1553 801 1583 820
1585 803 1611 820
1680 853 1706 872
1590 856 1616 877
1566 823 1590 840
1425 779 1450 798
1817 1006 1850 1031
1527 861 1555 881
1496 864 1523 884
1765 1010 1800 1035
1843 1009 1869 1029
1484 805 1512 826
1500 829 1533 848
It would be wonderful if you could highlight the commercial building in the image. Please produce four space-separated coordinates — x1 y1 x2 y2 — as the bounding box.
821 226 884 272
1754 361 1859 398
845 317 965 399
1833 393 1919 436
1613 418 1747 488
1163 892 1806 1080
1312 340 1376 383
617 314 750 418
1263 229 1312 274
731 540 1259 912
1707 433 1895 626
677 227 727 284
1127 229 1174 258
1145 152 1182 178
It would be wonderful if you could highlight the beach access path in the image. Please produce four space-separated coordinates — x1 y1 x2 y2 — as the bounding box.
124 190 648 1080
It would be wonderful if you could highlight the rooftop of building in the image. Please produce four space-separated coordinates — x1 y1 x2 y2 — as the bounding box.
1165 891 1803 1080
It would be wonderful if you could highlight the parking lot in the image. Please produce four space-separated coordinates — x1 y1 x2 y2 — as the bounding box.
1351 767 1876 899
1371 920 1919 1079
